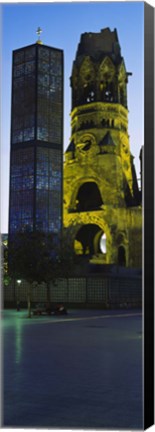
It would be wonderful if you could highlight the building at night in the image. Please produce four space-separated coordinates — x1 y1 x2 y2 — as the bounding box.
64 28 142 269
9 32 63 239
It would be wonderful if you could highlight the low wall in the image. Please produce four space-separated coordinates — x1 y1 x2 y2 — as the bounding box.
3 275 142 308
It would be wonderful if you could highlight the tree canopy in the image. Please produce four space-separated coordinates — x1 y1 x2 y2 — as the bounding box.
8 230 78 284
9 231 59 283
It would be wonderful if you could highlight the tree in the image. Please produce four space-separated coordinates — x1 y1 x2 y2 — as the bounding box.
9 231 59 317
8 229 84 317
1 235 11 287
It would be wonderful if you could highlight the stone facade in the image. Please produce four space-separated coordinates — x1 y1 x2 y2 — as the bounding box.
64 28 142 268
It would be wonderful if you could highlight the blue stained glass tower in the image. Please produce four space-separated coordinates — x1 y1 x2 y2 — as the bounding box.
9 37 63 237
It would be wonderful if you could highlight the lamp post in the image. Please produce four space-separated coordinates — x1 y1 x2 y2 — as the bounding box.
17 280 21 285
16 279 22 311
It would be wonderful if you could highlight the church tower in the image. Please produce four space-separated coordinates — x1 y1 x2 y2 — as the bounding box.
64 28 142 268
9 31 63 240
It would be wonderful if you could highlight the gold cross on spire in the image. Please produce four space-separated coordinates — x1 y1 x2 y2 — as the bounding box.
36 27 43 44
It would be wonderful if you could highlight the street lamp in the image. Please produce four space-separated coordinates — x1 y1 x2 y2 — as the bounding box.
16 279 22 311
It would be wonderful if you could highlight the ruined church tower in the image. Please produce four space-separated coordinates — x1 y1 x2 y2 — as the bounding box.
63 28 142 268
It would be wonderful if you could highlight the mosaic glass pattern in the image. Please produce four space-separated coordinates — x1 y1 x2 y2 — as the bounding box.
12 47 36 144
9 147 34 232
36 147 62 233
37 47 63 144
9 44 63 237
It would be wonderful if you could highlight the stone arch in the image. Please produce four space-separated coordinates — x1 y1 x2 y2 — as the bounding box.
79 57 96 104
98 57 116 102
99 57 115 80
79 56 95 84
70 214 112 263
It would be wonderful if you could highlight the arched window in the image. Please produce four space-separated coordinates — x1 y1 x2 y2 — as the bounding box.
76 182 103 212
103 82 114 102
83 84 95 103
101 119 106 127
118 245 126 266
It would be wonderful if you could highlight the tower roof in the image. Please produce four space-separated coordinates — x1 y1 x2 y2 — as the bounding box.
99 132 116 147
66 140 75 153
75 27 122 64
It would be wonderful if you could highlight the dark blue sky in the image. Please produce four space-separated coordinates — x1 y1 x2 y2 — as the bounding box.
1 2 144 233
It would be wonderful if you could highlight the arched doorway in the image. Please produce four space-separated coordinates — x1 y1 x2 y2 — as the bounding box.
76 182 103 212
118 245 126 266
74 224 107 257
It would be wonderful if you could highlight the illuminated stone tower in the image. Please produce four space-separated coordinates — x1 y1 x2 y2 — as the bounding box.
64 28 142 268
9 31 63 239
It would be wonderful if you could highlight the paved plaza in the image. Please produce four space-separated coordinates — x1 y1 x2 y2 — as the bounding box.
2 308 143 429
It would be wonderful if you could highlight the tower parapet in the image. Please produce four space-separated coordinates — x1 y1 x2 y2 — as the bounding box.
71 28 130 110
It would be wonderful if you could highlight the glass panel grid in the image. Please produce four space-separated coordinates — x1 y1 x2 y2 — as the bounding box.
36 147 62 233
37 46 63 144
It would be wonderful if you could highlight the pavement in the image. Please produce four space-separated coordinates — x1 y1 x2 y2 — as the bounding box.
2 308 143 429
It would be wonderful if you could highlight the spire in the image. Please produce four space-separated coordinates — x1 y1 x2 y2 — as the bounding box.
36 27 43 44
